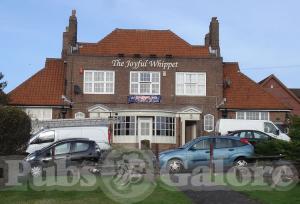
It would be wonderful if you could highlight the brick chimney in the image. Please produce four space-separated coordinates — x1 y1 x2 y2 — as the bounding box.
205 17 220 57
62 10 78 57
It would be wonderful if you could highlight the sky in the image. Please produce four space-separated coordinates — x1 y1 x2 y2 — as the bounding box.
1 0 300 92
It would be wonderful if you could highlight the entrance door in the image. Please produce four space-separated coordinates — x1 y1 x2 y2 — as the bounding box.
138 118 153 149
185 121 197 143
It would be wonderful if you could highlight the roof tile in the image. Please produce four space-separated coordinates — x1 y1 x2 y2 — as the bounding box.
8 59 65 106
79 29 210 57
223 63 289 110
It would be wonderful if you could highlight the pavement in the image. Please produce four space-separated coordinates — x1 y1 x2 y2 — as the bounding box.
182 186 260 204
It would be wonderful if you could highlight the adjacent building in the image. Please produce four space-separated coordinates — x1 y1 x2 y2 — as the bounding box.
259 74 300 116
8 10 293 151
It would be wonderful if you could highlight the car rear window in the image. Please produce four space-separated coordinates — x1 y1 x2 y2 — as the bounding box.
72 142 90 153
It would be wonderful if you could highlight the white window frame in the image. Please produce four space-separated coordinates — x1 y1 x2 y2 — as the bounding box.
236 111 269 120
130 71 160 95
176 72 206 96
75 112 85 119
204 114 214 132
83 70 115 94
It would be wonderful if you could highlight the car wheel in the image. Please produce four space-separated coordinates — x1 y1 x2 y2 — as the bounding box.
167 159 183 173
234 158 248 167
31 166 42 177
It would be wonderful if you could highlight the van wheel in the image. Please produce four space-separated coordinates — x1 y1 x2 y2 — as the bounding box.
31 166 42 177
234 158 248 167
167 159 183 173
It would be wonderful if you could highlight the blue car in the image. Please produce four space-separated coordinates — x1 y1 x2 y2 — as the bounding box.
159 136 254 173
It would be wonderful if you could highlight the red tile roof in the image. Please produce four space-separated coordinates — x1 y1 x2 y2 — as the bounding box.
259 74 300 104
223 63 289 110
9 59 65 106
79 29 210 57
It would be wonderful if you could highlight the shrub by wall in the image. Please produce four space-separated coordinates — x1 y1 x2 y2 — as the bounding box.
0 106 31 155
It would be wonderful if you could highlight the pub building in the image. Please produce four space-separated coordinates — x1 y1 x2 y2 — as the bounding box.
9 10 291 151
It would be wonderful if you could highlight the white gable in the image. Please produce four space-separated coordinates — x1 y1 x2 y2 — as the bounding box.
88 104 112 113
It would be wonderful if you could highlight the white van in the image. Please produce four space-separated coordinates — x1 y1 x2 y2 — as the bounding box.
215 119 290 142
26 126 110 154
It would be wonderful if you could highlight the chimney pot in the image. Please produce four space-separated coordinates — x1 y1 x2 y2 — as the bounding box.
72 9 76 17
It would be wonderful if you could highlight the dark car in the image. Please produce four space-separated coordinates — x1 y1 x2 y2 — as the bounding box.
159 136 254 173
227 130 272 145
24 138 101 177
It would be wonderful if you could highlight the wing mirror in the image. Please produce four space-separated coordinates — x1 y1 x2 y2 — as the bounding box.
276 129 280 135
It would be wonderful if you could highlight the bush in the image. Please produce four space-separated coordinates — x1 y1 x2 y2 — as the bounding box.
289 116 300 141
255 139 300 160
0 106 31 155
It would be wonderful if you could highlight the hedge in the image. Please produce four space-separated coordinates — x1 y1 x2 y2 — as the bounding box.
0 106 31 155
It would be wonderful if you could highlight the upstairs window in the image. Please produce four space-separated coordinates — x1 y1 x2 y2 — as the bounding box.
176 72 206 96
84 70 114 94
130 72 160 95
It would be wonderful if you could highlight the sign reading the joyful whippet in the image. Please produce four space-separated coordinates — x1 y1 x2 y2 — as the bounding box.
112 59 178 70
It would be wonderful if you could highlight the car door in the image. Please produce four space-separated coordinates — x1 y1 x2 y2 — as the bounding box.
213 138 236 166
187 138 211 169
70 141 92 166
53 142 72 168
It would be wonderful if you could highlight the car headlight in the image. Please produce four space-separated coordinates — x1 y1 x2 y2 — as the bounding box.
26 154 36 161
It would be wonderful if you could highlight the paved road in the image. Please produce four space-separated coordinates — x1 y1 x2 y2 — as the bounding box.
182 187 260 204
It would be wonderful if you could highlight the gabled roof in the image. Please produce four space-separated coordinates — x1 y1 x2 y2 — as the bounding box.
223 63 289 110
9 59 65 106
79 29 210 57
290 89 300 99
259 74 300 104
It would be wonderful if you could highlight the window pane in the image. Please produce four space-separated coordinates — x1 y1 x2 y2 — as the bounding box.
193 139 210 150
215 139 234 148
264 122 277 134
253 131 269 139
246 112 259 120
94 72 104 81
152 73 159 82
152 84 159 94
176 84 184 95
204 114 214 132
131 72 139 82
106 83 113 92
140 73 151 82
54 143 71 155
260 112 269 120
73 142 90 153
140 83 150 94
106 72 113 82
84 83 93 93
94 83 104 93
237 112 245 119
131 84 138 94
84 72 93 82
